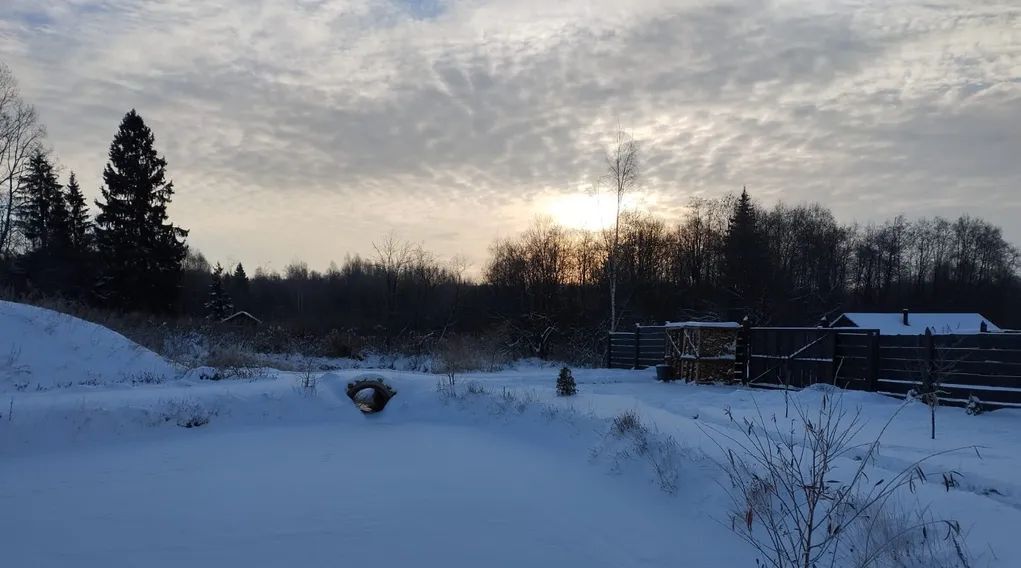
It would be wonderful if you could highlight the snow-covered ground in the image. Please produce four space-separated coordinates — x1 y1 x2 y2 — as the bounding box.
2 302 1020 567
0 300 180 391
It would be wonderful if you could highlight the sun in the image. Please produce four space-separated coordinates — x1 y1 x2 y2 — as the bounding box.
541 191 618 231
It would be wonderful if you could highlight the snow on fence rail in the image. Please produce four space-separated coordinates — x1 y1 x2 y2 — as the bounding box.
608 324 1021 410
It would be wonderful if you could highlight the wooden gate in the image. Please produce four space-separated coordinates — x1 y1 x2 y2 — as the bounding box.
745 327 879 390
607 325 667 369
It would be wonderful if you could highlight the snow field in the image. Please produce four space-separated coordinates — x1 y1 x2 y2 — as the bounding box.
2 301 1020 566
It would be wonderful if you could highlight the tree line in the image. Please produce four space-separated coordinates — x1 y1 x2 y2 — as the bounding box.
2 61 1018 360
486 192 1020 332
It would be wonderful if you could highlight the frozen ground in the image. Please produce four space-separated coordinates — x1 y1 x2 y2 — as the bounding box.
2 302 1020 567
0 300 180 391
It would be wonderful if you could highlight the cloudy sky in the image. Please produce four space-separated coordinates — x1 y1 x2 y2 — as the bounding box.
2 0 1019 273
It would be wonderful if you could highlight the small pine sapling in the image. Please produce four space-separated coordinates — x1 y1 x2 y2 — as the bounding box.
556 366 577 396
965 395 984 416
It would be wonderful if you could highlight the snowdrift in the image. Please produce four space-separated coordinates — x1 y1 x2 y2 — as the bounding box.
0 300 179 391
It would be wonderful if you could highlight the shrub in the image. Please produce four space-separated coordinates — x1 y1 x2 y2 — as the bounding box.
595 409 681 493
556 366 577 396
612 409 643 435
320 328 363 359
965 395 984 416
705 394 972 568
155 399 219 428
436 334 484 385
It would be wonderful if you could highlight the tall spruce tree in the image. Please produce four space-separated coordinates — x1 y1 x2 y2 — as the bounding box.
724 188 769 314
15 150 72 294
204 263 234 320
61 171 95 299
64 172 91 253
94 110 188 312
233 263 248 288
17 150 69 253
229 262 250 310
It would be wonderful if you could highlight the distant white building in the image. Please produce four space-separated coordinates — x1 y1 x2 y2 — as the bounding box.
830 310 1001 335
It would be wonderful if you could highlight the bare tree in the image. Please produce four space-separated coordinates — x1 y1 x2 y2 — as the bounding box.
372 232 413 325
913 330 966 440
603 129 640 331
0 62 45 255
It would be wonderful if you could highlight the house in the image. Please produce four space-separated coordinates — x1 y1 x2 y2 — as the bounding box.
220 311 262 327
829 310 1001 335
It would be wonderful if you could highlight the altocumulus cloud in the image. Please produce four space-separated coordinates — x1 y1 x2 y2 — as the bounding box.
1 0 1018 270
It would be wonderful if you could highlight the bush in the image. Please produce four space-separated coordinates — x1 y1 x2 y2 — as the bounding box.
594 409 682 493
612 409 643 435
556 366 577 396
155 399 219 428
320 328 363 359
705 394 972 568
965 395 984 416
436 334 484 384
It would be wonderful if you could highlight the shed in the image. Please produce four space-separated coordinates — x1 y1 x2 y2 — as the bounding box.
220 311 262 327
830 311 1000 335
664 321 741 383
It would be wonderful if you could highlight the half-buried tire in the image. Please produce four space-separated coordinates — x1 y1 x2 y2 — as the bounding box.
346 375 397 413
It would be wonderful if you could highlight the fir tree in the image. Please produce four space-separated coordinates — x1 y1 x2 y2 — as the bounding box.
229 262 250 308
556 366 577 396
64 171 92 253
724 188 769 311
94 109 188 312
205 263 234 320
14 150 72 295
17 150 69 253
233 263 248 289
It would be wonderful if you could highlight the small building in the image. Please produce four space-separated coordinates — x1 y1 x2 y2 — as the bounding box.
220 311 262 328
664 321 741 383
830 310 1000 335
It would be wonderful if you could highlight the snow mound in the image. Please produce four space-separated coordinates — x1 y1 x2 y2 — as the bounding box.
0 300 179 391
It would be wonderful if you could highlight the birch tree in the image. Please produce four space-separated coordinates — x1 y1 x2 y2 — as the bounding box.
603 130 640 331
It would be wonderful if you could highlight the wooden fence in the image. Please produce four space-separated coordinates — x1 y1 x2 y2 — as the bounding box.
608 325 1021 410
746 327 879 392
873 333 1021 409
745 327 1021 409
607 325 666 369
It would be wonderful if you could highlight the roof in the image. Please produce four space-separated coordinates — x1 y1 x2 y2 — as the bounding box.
665 321 741 329
834 313 1001 335
220 311 262 325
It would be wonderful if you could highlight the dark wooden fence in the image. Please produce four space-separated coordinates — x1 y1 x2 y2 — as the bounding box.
744 327 1021 410
746 327 879 392
873 333 1021 409
607 325 666 369
608 324 1021 410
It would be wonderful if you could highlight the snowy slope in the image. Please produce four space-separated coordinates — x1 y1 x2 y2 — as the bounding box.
0 300 179 391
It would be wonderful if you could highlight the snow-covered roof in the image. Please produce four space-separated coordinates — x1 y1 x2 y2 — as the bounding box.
665 321 741 329
834 313 1000 335
221 311 262 325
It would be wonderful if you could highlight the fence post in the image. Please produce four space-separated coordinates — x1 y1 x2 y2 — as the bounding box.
829 331 840 384
633 324 642 369
736 317 751 383
924 327 935 387
605 331 612 368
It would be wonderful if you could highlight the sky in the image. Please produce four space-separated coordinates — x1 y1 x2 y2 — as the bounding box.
1 0 1019 274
